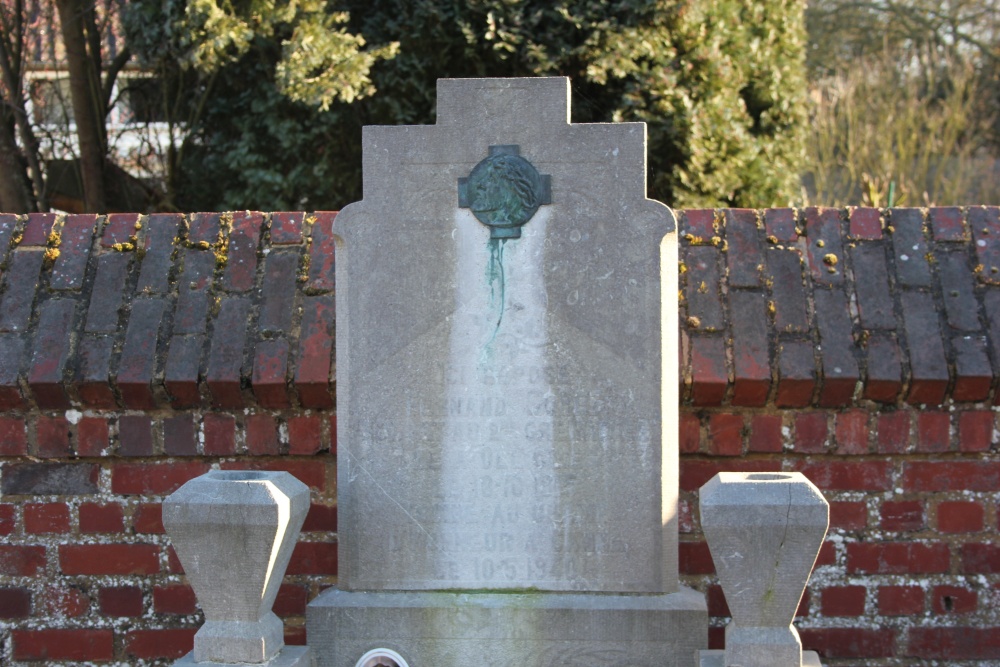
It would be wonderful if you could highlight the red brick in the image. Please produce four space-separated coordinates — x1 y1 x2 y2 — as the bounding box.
890 208 932 287
960 543 1000 574
930 206 966 241
907 627 1000 660
952 335 992 401
834 409 868 455
798 628 896 658
679 413 701 454
0 587 31 618
846 542 949 574
246 413 280 455
0 505 13 535
849 207 882 239
0 545 46 575
679 459 781 493
747 414 782 453
793 412 828 453
0 333 26 409
79 502 124 533
24 502 70 534
187 211 221 244
775 340 816 407
20 212 56 246
288 414 324 455
287 541 338 575
329 414 337 454
829 501 867 531
729 290 770 405
76 416 109 456
958 410 994 452
270 211 304 244
685 246 724 331
0 249 43 333
850 244 895 330
133 503 165 534
937 501 984 533
221 459 326 491
253 338 291 408
0 416 27 455
915 411 950 452
224 211 264 291
166 544 183 573
163 414 197 456
154 584 197 614
794 460 892 491
815 541 836 566
724 209 762 287
903 461 1000 492
690 336 727 405
112 461 210 495
259 250 300 333
302 503 337 532
76 335 117 408
35 415 71 457
174 250 216 334
137 213 182 293
27 298 75 408
932 585 977 614
203 413 236 455
803 208 845 285
126 628 197 660
878 585 923 615
51 214 96 289
307 211 337 291
767 249 810 333
207 297 251 408
876 411 910 453
880 500 924 531
296 295 335 408
821 585 866 616
38 584 89 617
708 413 743 456
99 585 144 616
679 540 715 575
286 626 308 646
900 291 948 405
938 250 980 331
707 626 724 650
60 543 160 575
84 252 129 332
706 583 729 616
117 297 168 409
164 334 204 408
274 583 309 617
681 209 716 239
119 414 154 456
678 498 695 533
813 288 858 406
13 629 114 661
764 208 797 242
102 212 139 247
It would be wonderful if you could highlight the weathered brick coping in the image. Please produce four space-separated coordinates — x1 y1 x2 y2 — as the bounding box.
1 207 999 412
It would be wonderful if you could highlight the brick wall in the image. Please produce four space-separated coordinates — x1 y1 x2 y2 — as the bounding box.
0 208 997 664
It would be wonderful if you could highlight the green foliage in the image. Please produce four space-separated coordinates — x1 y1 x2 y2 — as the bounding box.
128 0 808 211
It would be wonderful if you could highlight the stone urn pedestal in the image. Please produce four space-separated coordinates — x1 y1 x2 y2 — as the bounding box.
164 470 311 667
697 472 828 667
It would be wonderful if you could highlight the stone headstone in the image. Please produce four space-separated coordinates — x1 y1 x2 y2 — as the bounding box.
308 77 706 667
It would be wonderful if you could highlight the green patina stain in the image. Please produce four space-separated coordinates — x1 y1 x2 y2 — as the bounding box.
485 237 507 346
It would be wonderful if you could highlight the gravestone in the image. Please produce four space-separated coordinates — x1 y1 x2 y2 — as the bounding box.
307 77 707 666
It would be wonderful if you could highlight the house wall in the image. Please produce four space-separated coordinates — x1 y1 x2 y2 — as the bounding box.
0 208 997 664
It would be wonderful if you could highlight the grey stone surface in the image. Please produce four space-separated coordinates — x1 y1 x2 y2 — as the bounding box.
698 649 823 667
332 76 679 594
699 472 829 667
174 645 312 667
309 589 706 667
164 470 310 664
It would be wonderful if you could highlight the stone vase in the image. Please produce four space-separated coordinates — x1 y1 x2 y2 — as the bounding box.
699 472 829 667
164 470 310 664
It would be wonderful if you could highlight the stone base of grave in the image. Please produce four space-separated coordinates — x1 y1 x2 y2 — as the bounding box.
698 649 823 667
174 646 311 667
307 587 707 667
